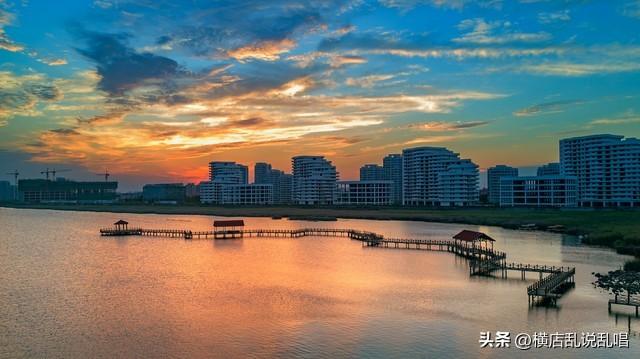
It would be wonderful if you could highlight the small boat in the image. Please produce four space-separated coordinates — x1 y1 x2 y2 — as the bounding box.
547 225 566 233
518 223 538 231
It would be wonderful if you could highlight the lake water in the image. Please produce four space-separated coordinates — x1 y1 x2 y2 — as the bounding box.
1 207 638 358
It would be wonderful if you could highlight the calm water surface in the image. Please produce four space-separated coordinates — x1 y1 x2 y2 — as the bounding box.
1 207 638 358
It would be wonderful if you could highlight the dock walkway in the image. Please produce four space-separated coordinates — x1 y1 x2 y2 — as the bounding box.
609 297 640 317
100 225 575 304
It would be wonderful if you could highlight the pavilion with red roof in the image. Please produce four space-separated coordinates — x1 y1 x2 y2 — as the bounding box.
452 229 495 252
213 219 245 239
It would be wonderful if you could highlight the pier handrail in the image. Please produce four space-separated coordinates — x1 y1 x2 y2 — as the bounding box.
527 267 575 294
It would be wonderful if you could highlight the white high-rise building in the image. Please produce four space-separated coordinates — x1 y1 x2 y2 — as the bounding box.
487 165 518 204
209 161 248 184
253 162 292 204
292 156 338 205
202 161 249 204
359 164 384 181
383 154 403 204
438 160 479 206
560 134 640 207
402 147 479 206
254 162 272 184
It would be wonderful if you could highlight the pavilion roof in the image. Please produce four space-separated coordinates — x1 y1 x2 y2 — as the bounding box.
114 220 129 225
453 230 495 242
214 220 245 228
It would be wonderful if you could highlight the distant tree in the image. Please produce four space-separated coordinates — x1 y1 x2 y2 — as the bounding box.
623 259 640 272
593 270 640 303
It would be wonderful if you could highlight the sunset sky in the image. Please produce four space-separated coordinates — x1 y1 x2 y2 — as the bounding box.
1 0 639 190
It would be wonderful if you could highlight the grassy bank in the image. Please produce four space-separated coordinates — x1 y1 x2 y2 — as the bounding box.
2 202 639 256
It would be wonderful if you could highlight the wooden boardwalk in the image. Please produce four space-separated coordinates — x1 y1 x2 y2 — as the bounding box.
100 227 382 241
100 225 575 304
526 267 576 305
609 297 640 317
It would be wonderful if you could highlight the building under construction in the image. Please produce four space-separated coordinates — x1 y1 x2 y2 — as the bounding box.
18 178 118 204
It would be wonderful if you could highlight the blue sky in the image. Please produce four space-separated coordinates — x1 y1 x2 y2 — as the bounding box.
1 0 639 190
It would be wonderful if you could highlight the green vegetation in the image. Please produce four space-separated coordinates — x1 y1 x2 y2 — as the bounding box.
593 270 640 303
3 203 639 259
624 259 640 272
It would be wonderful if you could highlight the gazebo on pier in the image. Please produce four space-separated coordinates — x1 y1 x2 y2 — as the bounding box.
452 230 495 258
213 219 245 239
114 220 129 231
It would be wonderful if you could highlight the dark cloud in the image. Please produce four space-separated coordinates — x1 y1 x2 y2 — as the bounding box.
49 128 79 135
408 120 490 131
0 76 62 118
450 120 490 129
71 27 184 96
26 84 61 100
198 61 331 100
105 0 350 59
235 117 266 127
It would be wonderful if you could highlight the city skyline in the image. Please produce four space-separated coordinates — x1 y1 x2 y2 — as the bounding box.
1 0 640 190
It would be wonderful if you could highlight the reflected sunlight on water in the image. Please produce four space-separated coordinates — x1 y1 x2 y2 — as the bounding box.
0 208 638 358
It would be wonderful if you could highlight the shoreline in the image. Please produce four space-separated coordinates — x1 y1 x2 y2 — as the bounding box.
2 202 638 236
3 203 640 264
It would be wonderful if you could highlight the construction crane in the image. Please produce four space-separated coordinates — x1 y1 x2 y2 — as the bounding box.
5 170 19 185
5 170 19 200
41 168 71 180
96 170 111 182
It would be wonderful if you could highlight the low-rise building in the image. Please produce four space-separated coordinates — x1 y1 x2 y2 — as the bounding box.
221 184 273 205
199 181 219 204
336 181 392 205
499 176 577 207
200 182 273 204
18 178 118 204
0 180 16 201
185 183 200 198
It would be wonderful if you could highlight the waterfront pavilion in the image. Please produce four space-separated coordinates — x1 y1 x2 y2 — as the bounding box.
213 219 245 239
114 220 129 231
453 229 495 253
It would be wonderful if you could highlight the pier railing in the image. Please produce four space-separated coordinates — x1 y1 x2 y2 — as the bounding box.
100 224 576 304
527 267 576 298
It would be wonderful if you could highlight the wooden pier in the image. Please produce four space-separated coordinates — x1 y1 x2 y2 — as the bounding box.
609 297 640 317
100 222 575 305
526 267 576 305
100 227 382 241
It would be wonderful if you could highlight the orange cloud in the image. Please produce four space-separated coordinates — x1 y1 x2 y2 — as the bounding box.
226 39 296 61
